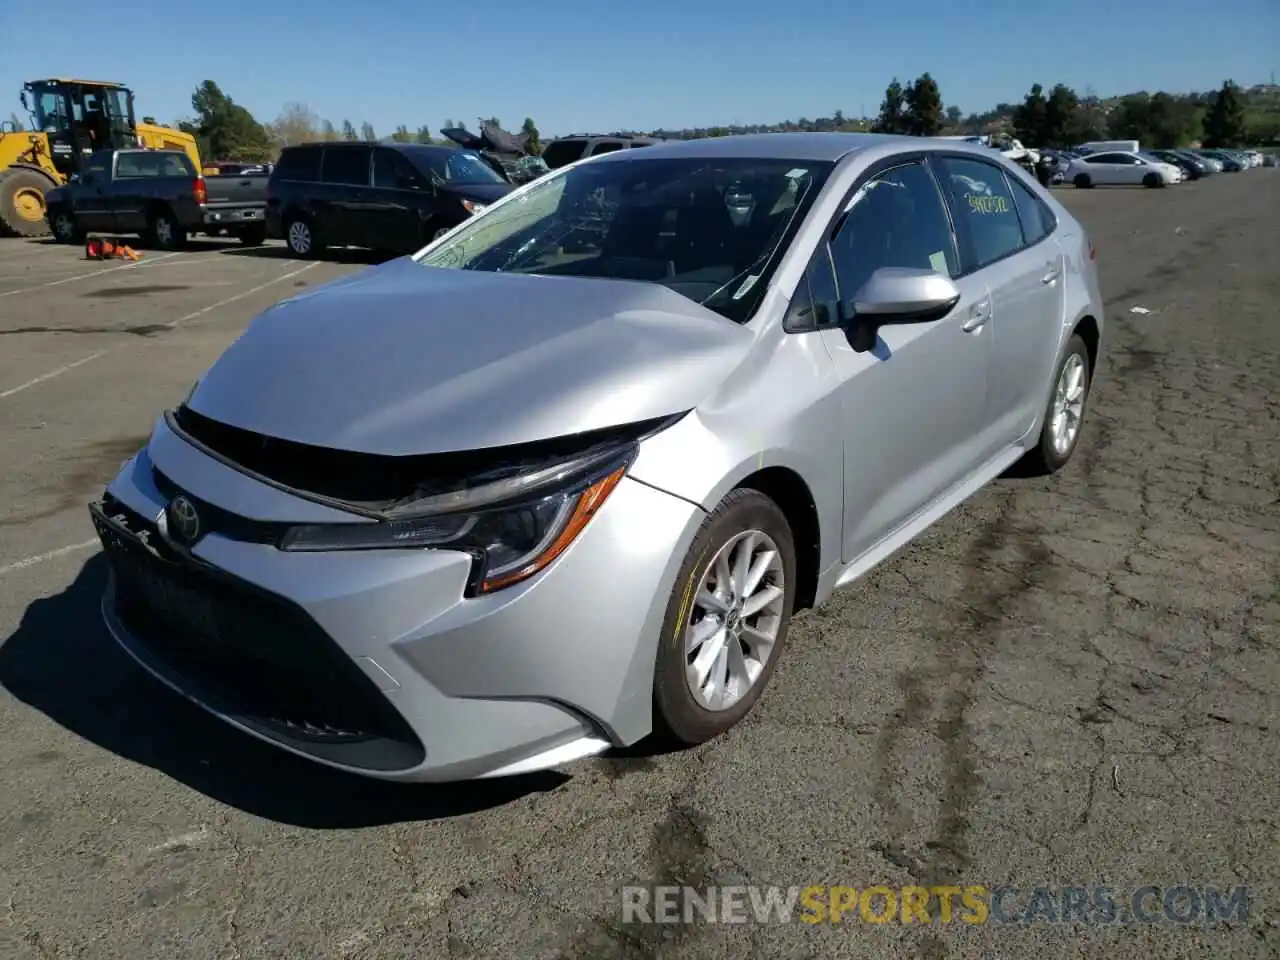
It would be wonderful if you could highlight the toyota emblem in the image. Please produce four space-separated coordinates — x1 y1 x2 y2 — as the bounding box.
167 495 201 545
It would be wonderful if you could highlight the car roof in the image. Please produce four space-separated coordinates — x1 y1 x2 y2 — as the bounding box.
583 131 1017 165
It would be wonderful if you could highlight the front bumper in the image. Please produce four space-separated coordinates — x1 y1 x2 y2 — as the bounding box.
93 416 704 782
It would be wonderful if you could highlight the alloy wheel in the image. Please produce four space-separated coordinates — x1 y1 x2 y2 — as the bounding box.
1050 353 1087 456
683 530 786 712
288 221 312 255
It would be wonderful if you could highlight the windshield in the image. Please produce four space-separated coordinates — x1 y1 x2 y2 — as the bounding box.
414 155 833 323
30 86 68 132
418 149 506 185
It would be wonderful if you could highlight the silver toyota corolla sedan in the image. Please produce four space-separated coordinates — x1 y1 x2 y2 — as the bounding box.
90 133 1104 782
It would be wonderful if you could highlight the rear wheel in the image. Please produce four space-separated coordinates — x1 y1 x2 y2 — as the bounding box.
1073 173 1092 188
284 215 321 258
1018 333 1093 476
148 208 187 250
0 167 57 238
652 489 797 745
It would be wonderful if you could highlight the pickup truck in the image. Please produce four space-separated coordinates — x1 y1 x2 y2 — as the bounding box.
44 148 269 249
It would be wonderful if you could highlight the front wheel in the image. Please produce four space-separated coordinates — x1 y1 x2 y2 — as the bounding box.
1018 333 1093 476
49 207 84 245
652 489 797 745
1142 173 1163 188
1073 173 1092 188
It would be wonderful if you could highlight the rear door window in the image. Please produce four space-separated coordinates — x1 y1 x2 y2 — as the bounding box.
542 139 587 168
936 156 1025 270
321 145 371 186
274 147 321 182
589 141 623 156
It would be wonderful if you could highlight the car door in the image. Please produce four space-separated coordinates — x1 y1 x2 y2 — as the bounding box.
1081 153 1116 184
73 150 115 232
370 147 431 251
109 150 155 234
317 144 373 246
936 155 1063 445
810 157 996 563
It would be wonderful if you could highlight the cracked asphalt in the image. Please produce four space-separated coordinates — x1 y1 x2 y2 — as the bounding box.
0 170 1277 960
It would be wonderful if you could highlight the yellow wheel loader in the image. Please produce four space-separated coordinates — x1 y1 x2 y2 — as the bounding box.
0 78 202 237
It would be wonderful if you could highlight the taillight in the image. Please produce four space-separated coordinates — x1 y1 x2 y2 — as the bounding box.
193 177 207 204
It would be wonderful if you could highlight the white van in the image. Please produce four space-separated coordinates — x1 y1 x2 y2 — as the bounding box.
1076 140 1140 155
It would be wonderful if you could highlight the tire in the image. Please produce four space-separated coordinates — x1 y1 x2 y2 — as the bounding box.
284 215 322 258
147 208 187 250
1073 174 1092 188
1018 333 1093 476
652 488 797 745
238 223 267 246
0 167 57 238
48 207 84 245
1142 173 1162 188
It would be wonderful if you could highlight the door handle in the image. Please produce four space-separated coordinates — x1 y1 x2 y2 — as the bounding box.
1041 266 1060 284
961 302 991 332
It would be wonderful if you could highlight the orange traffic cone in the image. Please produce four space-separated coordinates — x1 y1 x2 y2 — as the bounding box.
84 237 141 261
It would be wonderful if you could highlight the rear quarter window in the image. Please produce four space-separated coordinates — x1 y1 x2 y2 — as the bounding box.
274 147 322 182
542 140 587 168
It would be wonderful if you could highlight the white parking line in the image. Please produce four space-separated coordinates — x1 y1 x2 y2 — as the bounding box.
0 261 319 400
0 251 186 298
0 351 109 399
0 539 99 577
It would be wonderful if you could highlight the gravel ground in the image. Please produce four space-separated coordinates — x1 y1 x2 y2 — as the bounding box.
0 171 1276 960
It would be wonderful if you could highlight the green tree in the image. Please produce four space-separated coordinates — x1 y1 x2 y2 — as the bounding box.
1202 80 1247 147
945 105 963 126
1042 84 1080 147
188 80 273 161
903 73 943 136
872 78 907 134
391 125 412 143
1013 83 1048 145
341 120 358 141
415 126 434 144
360 121 377 141
141 115 158 125
444 118 457 130
520 117 541 154
320 119 338 141
1108 93 1152 142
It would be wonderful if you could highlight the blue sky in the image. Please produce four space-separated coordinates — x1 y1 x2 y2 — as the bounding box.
3 0 1275 138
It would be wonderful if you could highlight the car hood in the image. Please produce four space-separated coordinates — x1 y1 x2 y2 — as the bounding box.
186 257 753 456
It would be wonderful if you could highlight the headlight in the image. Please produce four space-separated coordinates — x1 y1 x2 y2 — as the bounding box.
461 200 487 216
279 444 635 594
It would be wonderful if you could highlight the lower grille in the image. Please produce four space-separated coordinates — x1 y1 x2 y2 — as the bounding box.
92 496 425 772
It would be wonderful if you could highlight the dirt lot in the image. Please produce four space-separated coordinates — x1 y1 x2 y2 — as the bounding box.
0 172 1277 960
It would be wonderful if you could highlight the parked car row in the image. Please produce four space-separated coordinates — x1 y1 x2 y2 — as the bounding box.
1033 143 1268 190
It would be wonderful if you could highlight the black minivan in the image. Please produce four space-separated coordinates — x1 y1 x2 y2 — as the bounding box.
266 142 515 258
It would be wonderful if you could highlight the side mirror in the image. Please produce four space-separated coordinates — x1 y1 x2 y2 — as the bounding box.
843 266 962 353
